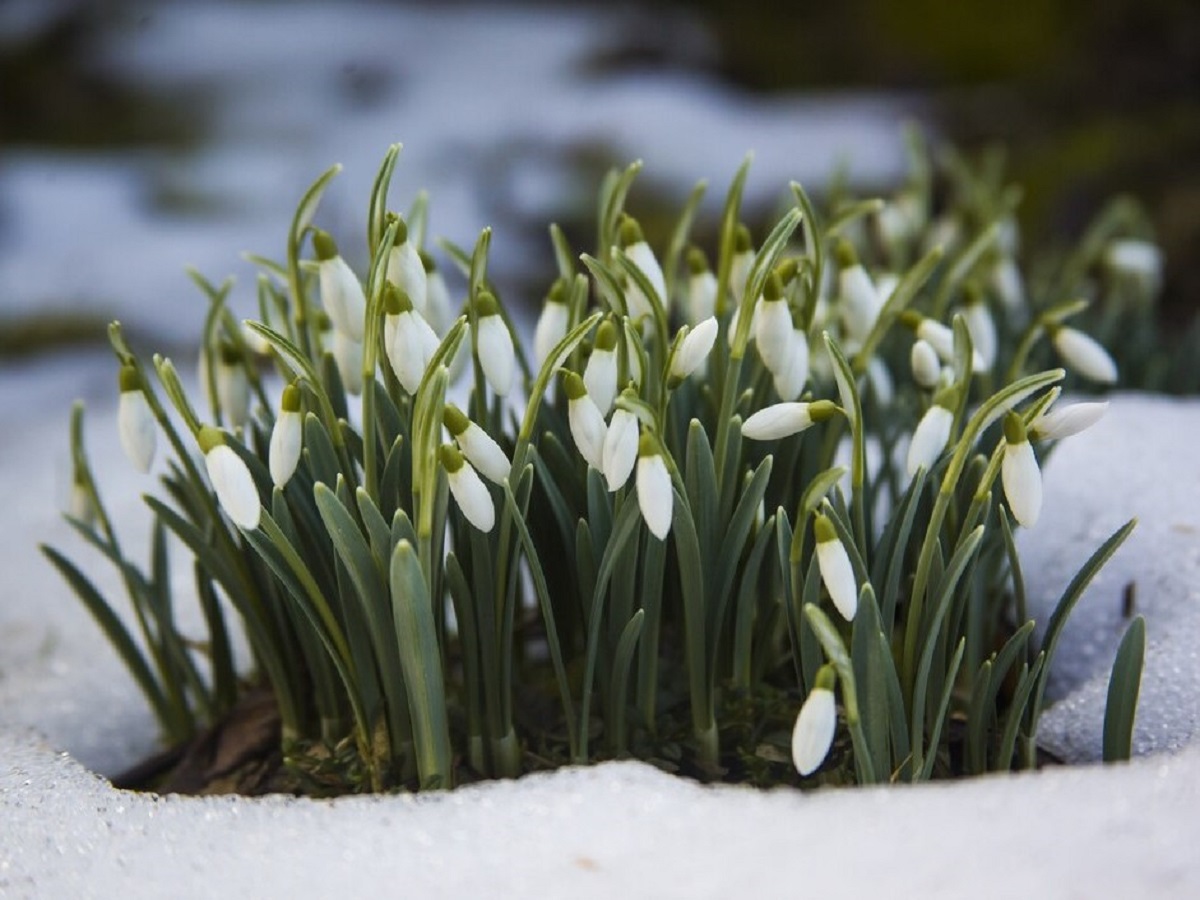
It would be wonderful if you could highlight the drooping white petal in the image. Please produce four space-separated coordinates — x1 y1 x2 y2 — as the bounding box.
458 422 511 485
791 687 836 776
388 310 433 394
816 530 858 621
866 356 894 406
569 393 608 471
268 410 303 488
772 329 810 401
584 346 619 415
742 402 814 441
602 409 639 491
910 339 941 389
447 461 495 532
1002 439 1042 528
205 444 261 530
687 270 718 325
671 317 718 380
636 452 673 540
216 360 250 428
906 404 954 477
478 314 515 396
917 318 985 372
963 299 997 369
333 330 364 395
730 249 754 305
1105 239 1162 288
68 478 95 526
1031 401 1108 441
425 269 455 335
625 241 667 315
318 256 367 341
118 390 156 473
386 241 427 316
533 300 570 370
1053 327 1118 384
989 256 1024 313
839 265 882 343
756 298 794 375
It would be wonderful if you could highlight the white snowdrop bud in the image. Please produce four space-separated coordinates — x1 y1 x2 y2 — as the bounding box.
730 224 754 306
815 514 857 621
961 288 997 369
636 433 673 540
332 329 364 396
989 255 1025 314
901 311 984 372
907 388 957 477
773 324 810 402
1001 412 1042 528
117 365 156 473
602 406 640 492
241 320 272 356
1105 239 1162 290
866 356 894 406
200 427 260 530
533 281 570 370
670 316 718 383
441 444 494 533
215 343 250 428
314 230 367 342
756 273 794 375
68 472 96 527
1049 324 1118 384
836 241 883 343
475 292 515 397
743 399 840 441
384 217 427 316
792 665 838 776
444 404 510 485
384 286 437 394
269 383 303 488
620 217 666 321
564 372 608 471
1030 400 1108 442
584 320 620 415
420 250 455 335
910 338 941 389
685 247 718 325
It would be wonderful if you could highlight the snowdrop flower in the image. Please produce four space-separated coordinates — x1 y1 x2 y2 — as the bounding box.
1001 412 1041 528
385 217 427 316
241 320 272 356
269 383 303 488
910 338 942 389
67 471 96 527
1048 323 1118 384
961 288 997 369
755 273 793 375
533 280 570 370
444 404 510 485
730 224 754 306
475 292 515 397
636 433 673 540
384 285 439 394
332 329 364 396
313 230 367 341
670 316 718 384
685 246 717 325
199 427 260 530
773 320 810 402
602 406 640 492
117 365 156 473
563 372 608 471
907 387 958 477
420 250 455 335
584 320 620 414
620 216 666 321
440 444 494 532
989 255 1025 314
1105 239 1162 291
792 665 838 776
836 240 882 343
215 343 250 428
743 400 839 441
1030 400 1108 441
900 311 984 372
866 356 894 406
814 514 857 621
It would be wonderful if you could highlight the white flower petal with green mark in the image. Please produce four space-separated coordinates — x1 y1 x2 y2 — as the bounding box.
743 402 815 441
907 404 953 477
584 346 618 415
1031 401 1108 441
457 422 511 485
118 390 156 474
388 310 435 394
569 392 608 471
268 410 303 488
602 408 639 491
478 313 515 396
205 444 260 530
671 317 718 380
636 451 673 540
792 687 836 776
446 459 495 533
1002 438 1042 527
815 519 857 621
386 241 427 316
318 255 367 341
1053 326 1118 384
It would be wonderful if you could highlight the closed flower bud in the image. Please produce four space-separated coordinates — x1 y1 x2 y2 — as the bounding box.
900 310 984 372
961 287 997 369
384 285 438 394
475 292 515 396
730 224 754 305
989 255 1024 314
444 404 510 484
1030 400 1108 441
602 407 639 491
384 217 427 316
1001 412 1042 528
215 343 250 428
1049 324 1118 385
756 273 793 375
670 316 718 382
269 383 303 488
815 514 858 621
636 433 673 540
772 326 810 402
1105 239 1162 290
910 338 942 389
742 399 839 441
585 320 620 414
314 230 367 341
441 444 494 532
564 371 608 471
533 281 570 369
792 665 838 776
907 388 957 477
117 365 156 473
420 250 455 335
199 427 260 530
686 246 717 324
836 240 882 343
620 216 666 320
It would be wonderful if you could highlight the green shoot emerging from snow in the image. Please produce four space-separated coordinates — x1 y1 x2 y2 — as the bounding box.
45 135 1153 795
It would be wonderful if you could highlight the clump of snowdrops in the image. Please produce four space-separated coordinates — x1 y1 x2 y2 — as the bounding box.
45 136 1155 794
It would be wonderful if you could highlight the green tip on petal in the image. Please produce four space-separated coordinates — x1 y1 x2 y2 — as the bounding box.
118 364 141 393
899 309 924 331
383 283 413 314
197 425 225 455
814 663 838 691
763 272 784 302
774 258 798 284
281 382 302 412
834 239 858 269
963 281 985 306
1003 410 1028 444
808 399 841 423
618 216 643 248
313 229 338 261
443 404 470 437
595 319 619 350
218 341 241 365
734 224 752 252
563 370 588 400
814 513 838 544
475 291 499 317
547 279 567 305
637 431 658 458
686 245 709 274
392 217 409 246
439 443 464 473
419 249 437 273
932 383 960 411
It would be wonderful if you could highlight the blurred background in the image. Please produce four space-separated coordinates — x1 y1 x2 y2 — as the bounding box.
1 0 1196 381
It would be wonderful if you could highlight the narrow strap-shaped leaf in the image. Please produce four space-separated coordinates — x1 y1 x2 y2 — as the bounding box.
608 608 645 756
1103 615 1146 763
918 637 965 780
851 585 891 779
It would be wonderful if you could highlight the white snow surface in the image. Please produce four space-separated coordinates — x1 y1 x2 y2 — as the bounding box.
3 389 1199 897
